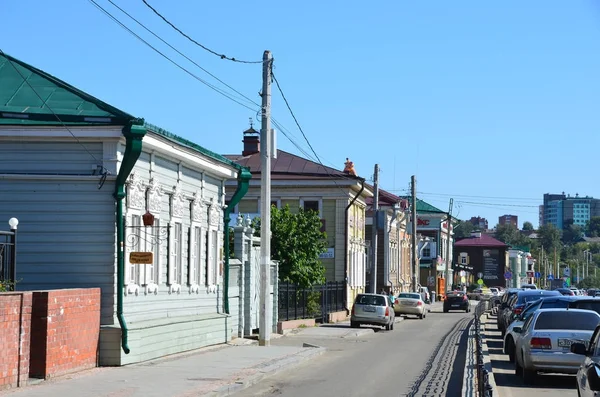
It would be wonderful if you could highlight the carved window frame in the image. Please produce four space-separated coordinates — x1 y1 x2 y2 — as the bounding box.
168 183 186 294
145 176 164 295
189 192 206 294
124 173 146 296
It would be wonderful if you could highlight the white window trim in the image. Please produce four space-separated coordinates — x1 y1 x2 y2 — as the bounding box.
299 198 323 217
189 223 203 294
125 212 142 296
169 221 183 294
144 217 160 295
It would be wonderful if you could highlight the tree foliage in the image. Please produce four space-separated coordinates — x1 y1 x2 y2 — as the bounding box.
562 220 584 245
454 221 476 239
494 224 528 247
522 221 534 231
537 224 562 253
252 205 327 288
587 217 600 238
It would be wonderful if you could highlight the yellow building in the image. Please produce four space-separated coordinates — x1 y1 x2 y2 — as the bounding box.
225 127 372 310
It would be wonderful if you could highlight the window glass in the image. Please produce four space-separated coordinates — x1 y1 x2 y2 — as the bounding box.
534 311 600 331
303 200 319 213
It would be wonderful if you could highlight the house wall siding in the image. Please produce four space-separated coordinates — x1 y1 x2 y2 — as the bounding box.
0 177 117 325
0 142 103 174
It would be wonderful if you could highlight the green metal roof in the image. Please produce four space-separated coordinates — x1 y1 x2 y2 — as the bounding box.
0 52 137 125
144 122 246 171
401 196 446 214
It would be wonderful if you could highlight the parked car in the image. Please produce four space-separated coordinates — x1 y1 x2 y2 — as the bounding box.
571 324 600 396
443 291 470 313
514 308 600 384
588 289 599 297
555 287 575 296
501 289 561 330
394 292 426 319
418 286 431 304
504 295 589 362
497 288 523 333
351 293 395 330
521 283 538 290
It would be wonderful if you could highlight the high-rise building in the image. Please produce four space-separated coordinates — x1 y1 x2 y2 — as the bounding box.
469 216 488 230
499 214 518 228
541 193 600 230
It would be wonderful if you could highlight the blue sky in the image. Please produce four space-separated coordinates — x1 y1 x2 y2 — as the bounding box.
2 0 600 228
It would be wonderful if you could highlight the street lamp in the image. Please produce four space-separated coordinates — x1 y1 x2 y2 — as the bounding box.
8 217 18 230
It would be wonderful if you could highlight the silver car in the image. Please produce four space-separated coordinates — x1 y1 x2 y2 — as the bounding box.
514 308 600 384
571 324 600 397
393 292 426 319
351 293 395 330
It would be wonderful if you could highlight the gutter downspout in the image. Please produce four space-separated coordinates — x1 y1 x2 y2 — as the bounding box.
223 167 252 314
114 122 146 355
344 177 365 310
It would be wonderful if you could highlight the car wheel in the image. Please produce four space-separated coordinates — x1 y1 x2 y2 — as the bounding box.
385 322 391 331
419 313 424 319
523 368 536 385
515 357 523 377
444 309 449 313
350 321 359 328
505 337 515 362
391 321 395 330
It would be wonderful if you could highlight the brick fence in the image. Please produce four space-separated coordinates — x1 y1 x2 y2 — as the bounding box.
0 288 100 390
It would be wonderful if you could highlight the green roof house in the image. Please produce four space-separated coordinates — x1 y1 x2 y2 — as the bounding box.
0 52 251 366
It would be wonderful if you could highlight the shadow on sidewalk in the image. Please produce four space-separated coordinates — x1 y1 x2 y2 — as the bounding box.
445 318 472 396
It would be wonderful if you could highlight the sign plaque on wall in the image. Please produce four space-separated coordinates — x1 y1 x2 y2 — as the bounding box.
129 252 154 264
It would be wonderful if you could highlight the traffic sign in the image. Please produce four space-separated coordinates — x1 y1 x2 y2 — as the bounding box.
534 272 541 278
548 274 554 280
477 278 484 285
477 272 483 279
504 271 512 280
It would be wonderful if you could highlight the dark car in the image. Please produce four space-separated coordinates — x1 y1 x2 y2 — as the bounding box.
497 288 523 333
443 291 470 313
555 287 575 296
499 289 561 333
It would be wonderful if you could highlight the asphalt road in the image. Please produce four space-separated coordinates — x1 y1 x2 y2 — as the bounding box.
485 314 578 397
238 303 474 397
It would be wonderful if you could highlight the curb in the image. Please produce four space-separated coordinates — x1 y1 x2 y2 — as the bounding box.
480 315 499 396
461 310 499 397
206 346 326 396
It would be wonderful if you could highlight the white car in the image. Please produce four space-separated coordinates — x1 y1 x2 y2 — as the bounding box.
394 292 427 319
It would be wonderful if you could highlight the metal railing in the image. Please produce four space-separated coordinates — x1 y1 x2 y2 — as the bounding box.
0 229 17 291
474 300 493 397
278 281 345 322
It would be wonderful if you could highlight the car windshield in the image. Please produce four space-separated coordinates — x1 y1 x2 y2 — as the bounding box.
356 295 386 306
398 293 421 300
534 311 600 331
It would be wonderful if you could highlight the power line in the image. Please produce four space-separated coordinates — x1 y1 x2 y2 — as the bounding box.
456 200 539 208
0 48 109 189
106 0 259 108
141 0 263 64
89 0 258 112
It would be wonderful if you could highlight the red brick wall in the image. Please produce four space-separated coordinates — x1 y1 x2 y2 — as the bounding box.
0 292 32 390
29 288 101 379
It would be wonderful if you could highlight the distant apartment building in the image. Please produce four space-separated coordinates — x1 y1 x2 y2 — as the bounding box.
541 193 600 230
469 216 488 230
499 214 518 228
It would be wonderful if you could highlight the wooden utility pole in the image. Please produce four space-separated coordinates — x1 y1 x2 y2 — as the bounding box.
370 164 380 293
259 50 273 346
411 175 418 292
445 198 453 292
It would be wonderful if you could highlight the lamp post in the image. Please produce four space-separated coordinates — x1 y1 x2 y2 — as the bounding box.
584 250 591 280
8 217 18 290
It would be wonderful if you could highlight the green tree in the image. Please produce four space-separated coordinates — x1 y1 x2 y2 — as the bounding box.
562 220 584 245
454 221 476 239
252 205 327 288
586 217 600 238
494 224 528 247
537 224 562 253
522 221 534 231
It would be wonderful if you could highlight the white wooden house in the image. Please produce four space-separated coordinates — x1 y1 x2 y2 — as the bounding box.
0 52 251 365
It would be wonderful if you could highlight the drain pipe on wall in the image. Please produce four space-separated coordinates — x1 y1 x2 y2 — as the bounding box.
344 177 366 311
114 122 147 354
223 166 252 314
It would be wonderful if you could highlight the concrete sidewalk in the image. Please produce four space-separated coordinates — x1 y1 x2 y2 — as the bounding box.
0 340 325 397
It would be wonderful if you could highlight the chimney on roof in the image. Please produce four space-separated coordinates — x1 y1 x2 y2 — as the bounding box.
471 231 482 238
242 118 260 156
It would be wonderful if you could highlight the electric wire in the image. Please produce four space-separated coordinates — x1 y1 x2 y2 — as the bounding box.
0 48 109 189
89 0 258 112
141 0 263 64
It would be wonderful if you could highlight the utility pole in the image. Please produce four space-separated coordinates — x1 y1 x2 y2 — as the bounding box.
370 164 380 294
411 175 418 292
445 198 453 293
259 50 273 347
539 247 543 288
554 246 558 286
